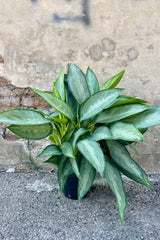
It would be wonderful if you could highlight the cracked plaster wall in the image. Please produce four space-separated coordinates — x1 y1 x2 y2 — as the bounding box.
0 0 160 171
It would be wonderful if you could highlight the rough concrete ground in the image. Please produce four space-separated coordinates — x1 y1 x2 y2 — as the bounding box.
0 171 160 240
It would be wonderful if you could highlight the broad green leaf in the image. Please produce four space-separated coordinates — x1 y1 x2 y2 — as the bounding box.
58 156 73 193
54 69 65 101
111 95 148 107
77 139 105 177
110 122 144 142
100 70 125 90
95 104 151 124
123 107 160 128
36 144 62 158
31 88 75 121
40 109 51 116
69 157 80 179
52 84 61 99
106 140 153 189
86 67 99 95
50 111 59 117
44 155 61 165
64 82 78 116
7 123 53 140
78 157 96 201
61 142 74 158
105 156 127 225
71 128 89 150
80 89 123 122
0 109 50 125
67 64 90 104
88 126 111 141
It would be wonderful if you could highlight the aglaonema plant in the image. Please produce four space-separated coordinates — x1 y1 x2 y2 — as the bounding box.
0 63 160 224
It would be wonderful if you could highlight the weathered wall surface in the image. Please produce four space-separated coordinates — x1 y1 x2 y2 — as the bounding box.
0 0 160 171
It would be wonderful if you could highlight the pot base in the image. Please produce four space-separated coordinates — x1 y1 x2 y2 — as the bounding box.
64 174 78 200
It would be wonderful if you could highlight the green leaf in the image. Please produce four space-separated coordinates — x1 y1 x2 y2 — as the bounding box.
71 128 89 150
54 69 65 101
78 157 96 201
7 123 53 140
62 121 76 142
77 139 105 177
88 126 111 141
40 109 51 116
52 84 61 99
48 117 68 124
49 128 60 145
31 88 75 121
110 122 144 142
36 144 62 158
64 82 78 116
80 89 123 122
106 140 153 189
69 157 80 179
100 70 125 90
105 156 127 225
95 104 151 124
86 67 99 95
111 95 148 107
44 155 61 165
50 111 59 117
58 156 73 193
123 106 160 128
67 64 90 104
0 109 51 125
61 142 74 158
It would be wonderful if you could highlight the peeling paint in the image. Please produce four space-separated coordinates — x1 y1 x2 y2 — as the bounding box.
102 38 116 51
90 45 102 61
127 48 138 61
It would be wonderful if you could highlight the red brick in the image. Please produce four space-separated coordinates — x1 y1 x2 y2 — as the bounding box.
0 85 51 111
21 88 51 108
0 86 20 111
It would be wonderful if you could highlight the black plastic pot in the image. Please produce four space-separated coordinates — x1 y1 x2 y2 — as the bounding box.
64 174 78 200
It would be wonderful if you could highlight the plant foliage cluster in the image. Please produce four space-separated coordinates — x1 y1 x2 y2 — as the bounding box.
0 64 160 224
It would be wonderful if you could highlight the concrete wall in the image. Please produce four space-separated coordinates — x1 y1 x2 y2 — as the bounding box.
0 0 160 171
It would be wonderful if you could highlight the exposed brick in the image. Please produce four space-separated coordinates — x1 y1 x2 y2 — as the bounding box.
4 128 21 141
21 88 50 108
0 55 4 63
0 77 11 86
0 85 50 111
0 86 20 111
0 122 8 129
11 87 28 97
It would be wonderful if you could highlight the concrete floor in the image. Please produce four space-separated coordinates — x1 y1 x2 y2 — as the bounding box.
0 171 160 240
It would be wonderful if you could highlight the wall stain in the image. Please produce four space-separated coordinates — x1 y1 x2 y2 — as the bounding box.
0 55 4 63
30 0 90 26
53 0 90 26
30 0 38 4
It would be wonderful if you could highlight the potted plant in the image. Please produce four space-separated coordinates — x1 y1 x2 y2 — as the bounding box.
0 64 160 224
